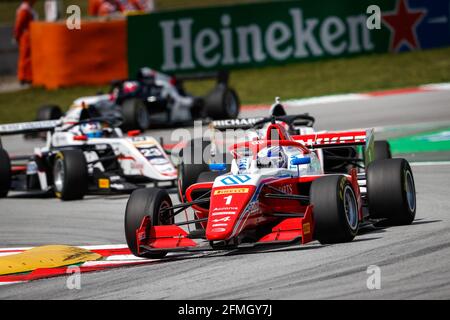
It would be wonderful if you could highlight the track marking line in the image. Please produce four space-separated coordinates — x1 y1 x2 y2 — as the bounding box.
410 161 450 166
0 244 128 253
0 244 207 286
0 281 26 286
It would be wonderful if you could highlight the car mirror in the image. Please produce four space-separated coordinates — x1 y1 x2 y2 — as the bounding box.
291 157 311 166
209 163 227 171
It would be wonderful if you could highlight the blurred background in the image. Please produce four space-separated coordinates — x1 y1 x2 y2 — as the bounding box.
0 0 449 123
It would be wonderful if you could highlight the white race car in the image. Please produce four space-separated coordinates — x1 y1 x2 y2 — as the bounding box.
0 104 177 201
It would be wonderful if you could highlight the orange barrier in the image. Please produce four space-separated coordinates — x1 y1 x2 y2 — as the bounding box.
30 19 127 89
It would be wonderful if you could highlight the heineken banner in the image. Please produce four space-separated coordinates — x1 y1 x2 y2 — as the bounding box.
127 0 450 76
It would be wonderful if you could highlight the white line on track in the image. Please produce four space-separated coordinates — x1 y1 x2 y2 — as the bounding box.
82 260 152 267
410 161 450 166
420 83 450 91
0 282 26 286
0 244 128 252
104 254 146 261
284 93 368 107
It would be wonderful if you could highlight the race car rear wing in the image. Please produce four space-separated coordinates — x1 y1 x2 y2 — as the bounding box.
292 129 375 166
112 70 231 90
175 70 230 85
0 120 60 136
292 130 371 148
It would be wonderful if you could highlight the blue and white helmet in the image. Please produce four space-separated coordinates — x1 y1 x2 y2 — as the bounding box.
257 146 287 168
80 121 103 138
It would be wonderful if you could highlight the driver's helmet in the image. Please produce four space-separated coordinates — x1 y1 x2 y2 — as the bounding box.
257 146 287 169
80 121 103 138
137 67 155 83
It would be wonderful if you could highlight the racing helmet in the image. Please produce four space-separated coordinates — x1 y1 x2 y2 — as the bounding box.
137 67 155 83
257 146 287 169
80 121 103 138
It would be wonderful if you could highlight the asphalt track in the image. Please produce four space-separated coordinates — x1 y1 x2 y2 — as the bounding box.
0 90 450 299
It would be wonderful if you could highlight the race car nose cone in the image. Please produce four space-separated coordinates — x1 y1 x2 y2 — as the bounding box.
206 185 256 241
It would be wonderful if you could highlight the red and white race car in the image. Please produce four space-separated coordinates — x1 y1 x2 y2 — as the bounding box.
124 103 416 258
176 100 392 200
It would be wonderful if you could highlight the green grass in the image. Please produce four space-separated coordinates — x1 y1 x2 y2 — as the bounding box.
0 46 449 123
389 127 450 153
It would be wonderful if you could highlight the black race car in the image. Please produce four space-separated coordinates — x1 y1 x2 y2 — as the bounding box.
32 68 241 132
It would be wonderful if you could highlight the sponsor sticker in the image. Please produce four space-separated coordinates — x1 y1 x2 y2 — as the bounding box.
303 223 311 235
214 188 249 195
131 162 144 170
211 211 236 216
98 179 110 189
220 175 251 185
212 223 228 227
150 158 169 165
132 136 157 145
212 216 231 223
213 207 238 211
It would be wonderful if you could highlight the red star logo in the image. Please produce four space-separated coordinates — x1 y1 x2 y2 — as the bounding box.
382 0 426 52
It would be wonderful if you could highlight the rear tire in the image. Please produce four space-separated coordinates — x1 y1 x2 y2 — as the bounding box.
121 98 150 131
124 188 174 258
36 104 63 121
204 85 240 119
25 105 63 140
310 175 359 244
53 150 88 201
374 140 392 161
0 148 11 198
367 158 416 225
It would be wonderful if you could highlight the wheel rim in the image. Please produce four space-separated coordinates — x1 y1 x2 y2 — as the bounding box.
225 92 238 117
137 105 150 130
343 185 358 230
405 170 416 212
53 158 65 193
158 200 172 225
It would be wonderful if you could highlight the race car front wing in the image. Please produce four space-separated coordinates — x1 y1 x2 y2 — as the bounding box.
135 203 314 255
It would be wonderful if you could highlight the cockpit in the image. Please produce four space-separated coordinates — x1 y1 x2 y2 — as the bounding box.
229 138 319 175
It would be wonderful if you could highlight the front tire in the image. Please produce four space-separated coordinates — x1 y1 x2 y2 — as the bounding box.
125 188 174 258
53 150 88 201
0 148 11 198
311 175 359 244
367 158 416 225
